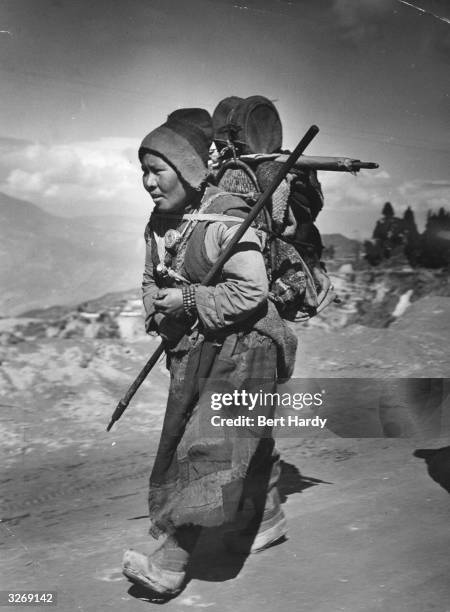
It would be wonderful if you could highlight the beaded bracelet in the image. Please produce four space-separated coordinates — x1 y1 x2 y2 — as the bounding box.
182 285 197 315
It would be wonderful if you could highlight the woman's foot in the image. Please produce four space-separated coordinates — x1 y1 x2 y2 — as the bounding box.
223 507 288 554
122 549 186 596
224 486 288 554
123 527 200 596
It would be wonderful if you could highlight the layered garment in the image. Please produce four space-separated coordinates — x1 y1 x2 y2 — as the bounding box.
142 186 297 538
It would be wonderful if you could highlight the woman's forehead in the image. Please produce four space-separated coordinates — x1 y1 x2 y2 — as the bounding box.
141 152 170 169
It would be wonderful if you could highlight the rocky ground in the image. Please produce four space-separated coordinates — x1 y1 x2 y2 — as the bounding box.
0 276 449 611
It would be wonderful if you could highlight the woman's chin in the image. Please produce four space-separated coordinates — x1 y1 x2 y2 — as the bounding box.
154 200 186 214
153 200 170 213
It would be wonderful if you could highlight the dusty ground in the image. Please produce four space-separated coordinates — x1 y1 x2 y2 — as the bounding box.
1 297 449 611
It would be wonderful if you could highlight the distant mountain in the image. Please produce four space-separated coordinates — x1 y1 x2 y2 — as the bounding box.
321 233 361 260
0 192 146 316
0 195 365 316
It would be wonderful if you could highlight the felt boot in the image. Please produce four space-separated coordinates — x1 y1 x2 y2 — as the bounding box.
223 487 288 554
122 527 199 596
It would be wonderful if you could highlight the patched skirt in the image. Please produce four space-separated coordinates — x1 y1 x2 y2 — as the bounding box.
148 329 280 538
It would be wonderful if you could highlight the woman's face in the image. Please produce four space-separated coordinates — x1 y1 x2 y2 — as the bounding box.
141 152 188 213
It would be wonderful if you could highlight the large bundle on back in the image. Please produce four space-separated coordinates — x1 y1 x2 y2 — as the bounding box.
212 95 334 321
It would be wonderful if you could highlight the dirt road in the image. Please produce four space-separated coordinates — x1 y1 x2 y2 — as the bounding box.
1 435 449 612
1 308 449 611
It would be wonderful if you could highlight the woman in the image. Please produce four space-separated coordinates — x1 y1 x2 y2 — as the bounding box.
122 108 297 597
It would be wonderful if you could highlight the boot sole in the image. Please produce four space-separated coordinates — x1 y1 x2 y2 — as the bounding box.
122 565 184 596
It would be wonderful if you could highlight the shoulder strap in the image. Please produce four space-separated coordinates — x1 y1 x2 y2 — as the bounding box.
180 213 244 222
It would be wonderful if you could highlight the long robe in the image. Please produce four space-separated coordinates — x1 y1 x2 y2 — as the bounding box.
142 186 296 538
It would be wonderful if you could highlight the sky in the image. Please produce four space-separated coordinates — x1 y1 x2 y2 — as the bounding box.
1 0 449 237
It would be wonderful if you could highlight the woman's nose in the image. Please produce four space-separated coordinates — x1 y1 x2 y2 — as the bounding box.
144 173 157 190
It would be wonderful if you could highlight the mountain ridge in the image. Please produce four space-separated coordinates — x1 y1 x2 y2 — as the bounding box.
0 192 145 316
1 192 359 316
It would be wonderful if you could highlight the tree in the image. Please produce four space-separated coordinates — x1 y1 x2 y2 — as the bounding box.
403 206 414 224
382 202 394 218
419 207 450 268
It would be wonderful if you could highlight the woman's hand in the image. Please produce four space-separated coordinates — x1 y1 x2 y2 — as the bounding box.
153 288 184 317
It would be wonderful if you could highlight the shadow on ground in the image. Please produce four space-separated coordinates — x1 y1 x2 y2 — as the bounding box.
414 445 450 494
188 461 329 582
124 459 330 604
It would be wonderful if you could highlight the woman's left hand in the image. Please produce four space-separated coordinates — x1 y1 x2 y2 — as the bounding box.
153 288 184 317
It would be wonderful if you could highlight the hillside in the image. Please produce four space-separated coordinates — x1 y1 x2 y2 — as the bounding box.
1 193 362 317
0 192 146 316
321 233 360 260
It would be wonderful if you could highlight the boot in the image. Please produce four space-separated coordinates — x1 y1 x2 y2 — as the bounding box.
122 548 185 596
122 527 199 596
223 487 288 554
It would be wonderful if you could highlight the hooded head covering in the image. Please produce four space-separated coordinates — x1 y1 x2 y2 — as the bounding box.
139 108 213 190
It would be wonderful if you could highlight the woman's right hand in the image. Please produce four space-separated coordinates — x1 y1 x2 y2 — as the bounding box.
153 288 185 317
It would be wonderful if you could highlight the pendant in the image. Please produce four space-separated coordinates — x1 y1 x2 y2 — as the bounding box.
156 263 169 278
164 228 182 252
